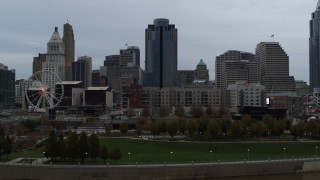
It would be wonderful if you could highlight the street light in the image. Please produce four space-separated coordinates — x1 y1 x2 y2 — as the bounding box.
42 151 46 164
316 147 318 159
170 152 173 164
247 149 250 161
128 152 131 165
85 152 88 162
210 150 213 162
283 147 286 159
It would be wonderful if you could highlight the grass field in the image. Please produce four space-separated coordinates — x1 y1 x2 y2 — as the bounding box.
7 138 320 165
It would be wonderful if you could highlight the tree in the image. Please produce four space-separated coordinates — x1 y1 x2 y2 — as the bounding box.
167 121 178 138
100 145 109 163
3 134 12 160
160 106 169 118
45 131 59 161
206 105 213 117
175 106 185 117
208 120 222 139
220 119 231 135
293 122 305 138
187 120 197 137
88 134 100 162
79 132 89 162
241 114 252 127
150 121 161 137
197 116 209 134
119 122 129 136
159 120 167 136
141 106 150 118
110 147 122 164
104 124 112 137
136 117 146 136
191 105 203 118
251 121 268 137
272 120 286 137
178 117 187 134
57 134 66 161
66 132 79 161
230 121 244 138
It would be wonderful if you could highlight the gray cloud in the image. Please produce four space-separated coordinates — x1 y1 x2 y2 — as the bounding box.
0 0 316 83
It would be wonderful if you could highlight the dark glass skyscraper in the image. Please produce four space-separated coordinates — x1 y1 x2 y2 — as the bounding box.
144 18 178 88
310 1 320 91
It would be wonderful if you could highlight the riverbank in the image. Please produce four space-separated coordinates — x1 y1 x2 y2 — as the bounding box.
1 159 319 179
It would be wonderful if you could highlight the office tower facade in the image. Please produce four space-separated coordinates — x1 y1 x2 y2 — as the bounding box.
120 46 140 67
310 2 320 91
255 42 295 93
32 53 46 74
0 64 15 108
63 22 75 81
42 27 65 86
92 70 100 87
144 18 178 88
72 56 92 88
104 55 120 67
215 50 255 89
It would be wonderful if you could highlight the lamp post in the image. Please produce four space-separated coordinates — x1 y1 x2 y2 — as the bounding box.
247 149 250 161
128 152 131 165
85 152 88 162
316 147 318 159
170 152 173 164
210 150 213 162
42 151 46 164
283 147 286 160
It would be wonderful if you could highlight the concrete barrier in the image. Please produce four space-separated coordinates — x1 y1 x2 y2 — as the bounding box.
0 160 309 180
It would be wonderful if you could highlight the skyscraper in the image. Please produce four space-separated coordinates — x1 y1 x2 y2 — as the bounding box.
0 64 15 108
42 27 65 85
120 46 140 67
310 1 320 91
144 18 178 88
72 56 92 88
63 22 75 81
255 42 295 93
215 50 255 89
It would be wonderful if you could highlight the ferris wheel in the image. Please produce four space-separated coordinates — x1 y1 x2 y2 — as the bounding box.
25 70 64 111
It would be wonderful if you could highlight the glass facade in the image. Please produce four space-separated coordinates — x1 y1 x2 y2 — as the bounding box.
144 18 178 88
310 2 320 91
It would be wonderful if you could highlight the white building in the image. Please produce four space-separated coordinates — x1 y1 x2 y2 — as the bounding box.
42 27 65 87
227 81 265 113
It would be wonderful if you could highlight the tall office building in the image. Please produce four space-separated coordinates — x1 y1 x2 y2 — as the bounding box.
42 27 65 86
310 1 320 91
63 22 75 81
72 56 92 88
215 51 255 89
255 42 295 92
144 18 178 88
32 53 46 74
0 64 15 108
120 46 140 67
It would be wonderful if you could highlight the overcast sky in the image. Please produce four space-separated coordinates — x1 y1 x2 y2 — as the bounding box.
0 0 317 83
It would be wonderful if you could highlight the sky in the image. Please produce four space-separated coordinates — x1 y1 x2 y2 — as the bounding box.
0 0 318 83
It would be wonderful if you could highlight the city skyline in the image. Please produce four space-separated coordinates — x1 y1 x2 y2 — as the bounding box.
0 0 316 82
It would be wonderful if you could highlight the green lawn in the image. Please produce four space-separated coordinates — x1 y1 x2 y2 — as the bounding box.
7 138 320 165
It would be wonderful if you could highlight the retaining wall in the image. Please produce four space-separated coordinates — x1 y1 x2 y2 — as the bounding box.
0 161 307 180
